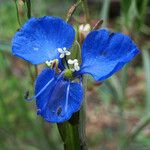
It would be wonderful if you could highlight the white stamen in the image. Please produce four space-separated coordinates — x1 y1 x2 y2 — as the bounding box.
74 62 79 67
58 47 71 58
58 48 64 53
73 59 78 63
67 59 80 72
68 59 74 64
60 53 65 58
66 51 71 56
74 65 80 71
63 47 67 51
45 60 53 67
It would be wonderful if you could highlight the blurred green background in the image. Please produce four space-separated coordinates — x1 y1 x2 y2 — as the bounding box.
0 0 150 149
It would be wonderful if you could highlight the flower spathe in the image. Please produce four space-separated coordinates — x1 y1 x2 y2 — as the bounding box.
12 16 140 123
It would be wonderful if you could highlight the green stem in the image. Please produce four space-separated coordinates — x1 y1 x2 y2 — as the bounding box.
57 119 80 150
57 109 87 150
14 0 21 27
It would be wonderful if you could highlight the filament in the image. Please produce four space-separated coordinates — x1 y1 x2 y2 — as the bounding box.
25 77 55 102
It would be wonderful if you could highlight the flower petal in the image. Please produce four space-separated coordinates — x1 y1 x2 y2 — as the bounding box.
35 68 56 110
35 68 83 123
12 16 75 64
78 29 140 81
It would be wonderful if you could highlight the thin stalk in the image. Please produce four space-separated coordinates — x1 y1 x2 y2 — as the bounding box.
92 19 103 30
14 0 21 26
25 0 32 18
66 0 82 22
81 0 90 22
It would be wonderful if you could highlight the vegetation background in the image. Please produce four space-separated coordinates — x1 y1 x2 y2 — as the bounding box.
0 0 150 149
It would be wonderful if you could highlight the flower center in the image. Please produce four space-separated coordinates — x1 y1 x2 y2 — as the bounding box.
64 69 73 79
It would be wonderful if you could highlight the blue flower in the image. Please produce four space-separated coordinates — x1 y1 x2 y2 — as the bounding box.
12 16 140 123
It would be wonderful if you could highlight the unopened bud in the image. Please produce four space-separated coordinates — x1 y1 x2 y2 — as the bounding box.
78 24 91 43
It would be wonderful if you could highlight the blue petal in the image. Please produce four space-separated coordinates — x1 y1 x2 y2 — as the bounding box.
35 68 56 110
78 29 140 81
12 16 75 64
35 68 83 123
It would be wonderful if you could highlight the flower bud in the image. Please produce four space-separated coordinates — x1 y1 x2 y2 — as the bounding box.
78 24 91 44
